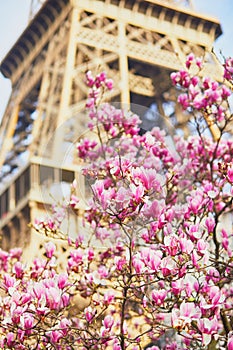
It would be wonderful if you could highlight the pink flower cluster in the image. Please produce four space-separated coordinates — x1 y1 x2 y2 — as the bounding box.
224 57 233 82
1 57 233 349
171 54 231 123
85 70 113 110
75 62 233 348
0 245 73 349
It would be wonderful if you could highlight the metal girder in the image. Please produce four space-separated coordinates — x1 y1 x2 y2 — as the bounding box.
0 11 71 172
4 2 71 85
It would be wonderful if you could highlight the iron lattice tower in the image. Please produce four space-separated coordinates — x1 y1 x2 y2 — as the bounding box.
0 0 222 257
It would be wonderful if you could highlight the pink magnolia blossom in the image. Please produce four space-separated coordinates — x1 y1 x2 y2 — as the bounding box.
197 317 219 346
20 313 35 332
196 239 208 255
44 241 56 258
133 255 145 274
103 290 115 305
45 287 62 310
6 332 16 347
161 256 177 277
224 57 233 80
228 335 233 350
84 306 96 323
185 53 195 69
205 216 215 234
105 78 113 90
3 274 16 291
103 315 114 330
227 166 233 183
57 273 69 289
151 289 167 306
47 330 63 344
9 248 22 260
172 301 201 330
12 261 24 278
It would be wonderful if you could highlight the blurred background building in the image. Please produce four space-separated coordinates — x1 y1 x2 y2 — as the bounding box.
0 0 225 259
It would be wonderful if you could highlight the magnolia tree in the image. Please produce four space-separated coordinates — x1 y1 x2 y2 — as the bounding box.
1 55 233 349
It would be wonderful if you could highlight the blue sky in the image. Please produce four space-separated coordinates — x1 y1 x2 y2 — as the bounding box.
0 0 233 118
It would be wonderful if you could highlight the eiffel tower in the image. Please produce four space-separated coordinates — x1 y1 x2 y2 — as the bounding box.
0 0 222 258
